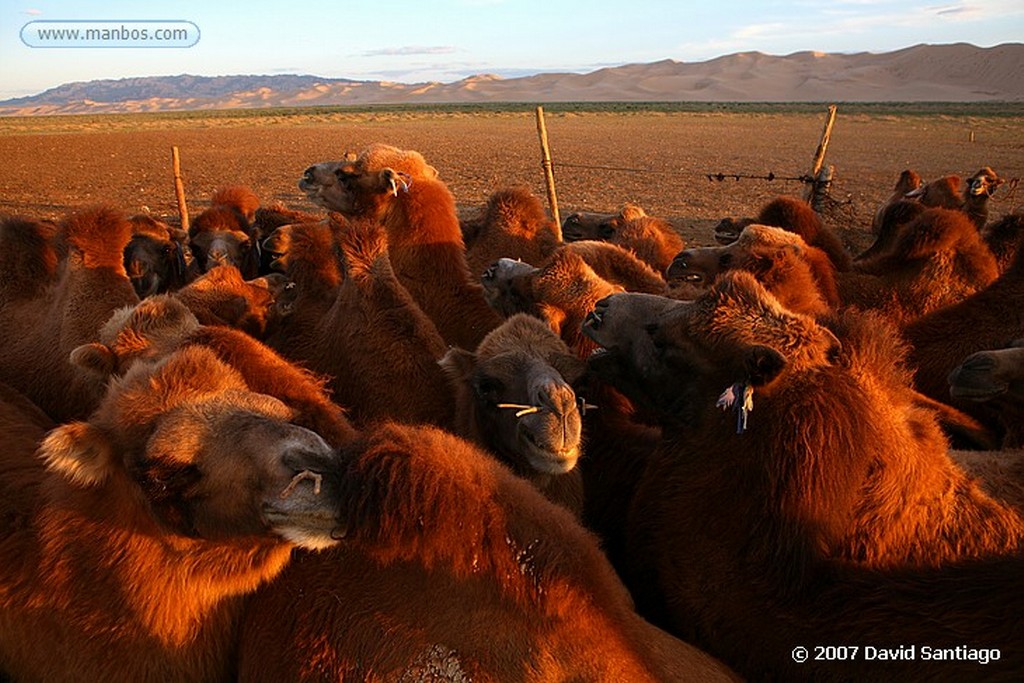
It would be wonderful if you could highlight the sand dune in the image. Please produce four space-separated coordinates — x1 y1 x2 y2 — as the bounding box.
2 42 1020 116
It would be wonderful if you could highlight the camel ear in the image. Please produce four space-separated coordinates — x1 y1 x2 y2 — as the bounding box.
39 422 115 487
744 345 786 387
70 342 116 378
438 347 476 385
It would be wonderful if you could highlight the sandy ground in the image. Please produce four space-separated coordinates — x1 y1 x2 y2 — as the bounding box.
1 110 1021 253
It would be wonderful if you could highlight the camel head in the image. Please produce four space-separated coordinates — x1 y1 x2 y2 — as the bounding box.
188 205 260 278
965 167 1003 198
441 315 586 477
123 215 192 298
42 346 344 549
583 272 838 424
948 340 1024 403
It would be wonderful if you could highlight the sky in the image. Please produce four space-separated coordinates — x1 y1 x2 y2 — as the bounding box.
1 0 1023 100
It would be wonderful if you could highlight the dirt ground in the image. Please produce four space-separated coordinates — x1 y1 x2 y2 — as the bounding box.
1 110 1022 254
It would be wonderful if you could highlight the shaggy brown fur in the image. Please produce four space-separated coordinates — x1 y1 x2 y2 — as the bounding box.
69 295 356 449
482 250 624 358
441 314 586 514
0 346 344 683
982 212 1024 274
251 203 322 272
0 216 59 302
0 206 139 420
855 199 927 263
907 174 963 209
211 185 260 223
563 204 684 272
871 169 922 234
238 422 738 682
665 224 839 315
306 144 501 349
840 207 999 325
903 235 1024 424
562 240 667 294
172 265 279 338
465 186 562 275
756 195 852 271
275 218 455 427
582 276 1024 679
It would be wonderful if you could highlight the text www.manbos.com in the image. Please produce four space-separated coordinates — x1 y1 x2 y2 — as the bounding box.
21 21 200 48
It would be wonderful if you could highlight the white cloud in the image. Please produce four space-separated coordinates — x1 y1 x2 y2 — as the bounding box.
361 46 457 57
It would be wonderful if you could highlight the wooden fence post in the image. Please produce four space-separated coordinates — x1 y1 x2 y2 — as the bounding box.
805 105 837 207
535 106 562 236
171 146 189 231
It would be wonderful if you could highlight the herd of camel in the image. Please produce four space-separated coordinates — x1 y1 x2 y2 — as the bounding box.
0 141 1022 681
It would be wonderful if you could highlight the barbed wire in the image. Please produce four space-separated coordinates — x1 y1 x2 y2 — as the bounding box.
553 161 815 184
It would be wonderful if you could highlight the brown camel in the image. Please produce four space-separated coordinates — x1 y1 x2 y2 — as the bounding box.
0 346 345 682
123 214 199 297
665 223 840 315
581 275 1024 679
465 186 562 276
299 144 501 349
0 207 139 420
237 422 739 682
441 314 587 514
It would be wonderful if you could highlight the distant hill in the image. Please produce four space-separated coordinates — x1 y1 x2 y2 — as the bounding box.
2 42 1021 116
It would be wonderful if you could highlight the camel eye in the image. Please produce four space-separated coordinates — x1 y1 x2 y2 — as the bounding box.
719 253 733 268
474 376 504 403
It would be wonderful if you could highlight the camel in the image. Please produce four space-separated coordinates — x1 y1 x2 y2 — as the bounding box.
441 314 587 514
854 199 927 263
251 202 322 271
903 237 1024 427
754 195 852 270
563 204 684 272
260 218 345 344
839 206 999 325
482 249 622 358
172 265 286 339
665 224 840 315
961 167 1004 229
871 169 922 234
0 207 139 421
982 212 1024 274
560 240 667 294
267 217 454 427
711 196 852 272
581 275 1024 679
906 174 963 209
464 186 562 276
69 295 356 449
0 346 345 682
123 214 198 297
189 187 262 279
237 422 738 682
949 340 1024 448
299 144 500 349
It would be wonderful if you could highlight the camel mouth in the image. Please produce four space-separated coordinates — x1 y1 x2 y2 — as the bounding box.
522 438 580 475
948 382 1007 402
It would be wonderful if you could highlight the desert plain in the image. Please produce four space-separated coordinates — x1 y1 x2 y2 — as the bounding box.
0 105 1021 254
